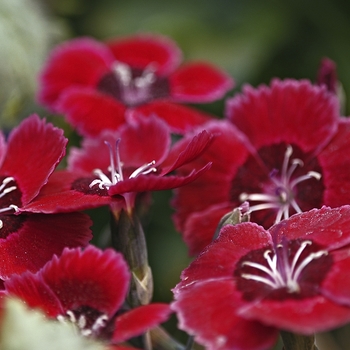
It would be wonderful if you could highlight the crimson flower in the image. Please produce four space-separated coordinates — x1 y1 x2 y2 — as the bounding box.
172 206 350 350
0 114 92 278
37 33 234 137
22 115 213 214
4 245 171 346
172 79 350 255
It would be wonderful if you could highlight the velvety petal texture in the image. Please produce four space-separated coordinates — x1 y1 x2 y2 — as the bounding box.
225 79 339 151
5 246 171 345
0 114 67 205
173 79 349 255
0 213 92 279
37 34 233 136
5 245 129 318
38 37 114 108
172 206 350 350
24 115 213 214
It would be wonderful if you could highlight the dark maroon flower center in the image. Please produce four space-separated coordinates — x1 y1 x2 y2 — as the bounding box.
0 175 23 239
235 238 332 301
230 143 324 228
58 305 113 339
72 139 157 196
97 62 170 106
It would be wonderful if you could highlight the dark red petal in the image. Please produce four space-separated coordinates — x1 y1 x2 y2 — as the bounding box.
172 120 251 231
58 87 126 137
20 170 113 213
240 294 350 334
106 34 182 76
320 252 350 305
172 280 278 350
161 130 214 175
226 79 339 152
108 164 211 196
113 304 171 343
174 222 271 293
318 119 350 207
0 212 92 279
5 272 63 317
41 246 130 316
1 115 66 205
119 115 170 167
180 204 234 256
134 101 212 133
37 37 114 108
269 206 350 250
22 189 113 213
170 62 234 102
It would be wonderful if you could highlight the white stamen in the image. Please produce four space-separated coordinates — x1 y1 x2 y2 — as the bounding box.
129 160 156 178
241 241 327 293
240 145 322 224
113 62 132 86
112 62 157 105
91 314 108 332
89 139 157 190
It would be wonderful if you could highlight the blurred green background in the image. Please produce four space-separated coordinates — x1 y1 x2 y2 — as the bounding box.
2 0 350 347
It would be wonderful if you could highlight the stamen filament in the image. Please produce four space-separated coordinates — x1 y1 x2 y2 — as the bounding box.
239 145 322 224
240 240 328 293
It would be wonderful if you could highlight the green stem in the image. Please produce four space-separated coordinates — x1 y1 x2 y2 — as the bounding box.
110 209 153 307
280 331 319 350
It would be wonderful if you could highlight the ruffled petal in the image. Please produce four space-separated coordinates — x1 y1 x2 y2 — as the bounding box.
169 62 234 102
5 272 63 317
119 115 171 167
41 246 130 316
113 304 171 343
1 115 66 205
38 37 115 108
174 222 272 293
0 212 92 279
318 118 350 207
58 87 126 137
240 294 350 334
108 164 211 196
269 206 350 250
106 34 182 76
225 79 339 152
172 280 278 350
134 101 212 133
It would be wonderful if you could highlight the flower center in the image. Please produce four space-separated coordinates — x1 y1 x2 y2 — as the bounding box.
57 306 109 338
235 239 332 300
239 145 322 224
97 62 170 106
89 139 157 190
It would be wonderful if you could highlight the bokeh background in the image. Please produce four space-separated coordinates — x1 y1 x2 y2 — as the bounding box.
2 0 350 348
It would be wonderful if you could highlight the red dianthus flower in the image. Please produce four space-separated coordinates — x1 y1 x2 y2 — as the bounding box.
5 245 171 346
172 206 350 350
37 34 234 136
172 79 350 255
0 115 92 279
